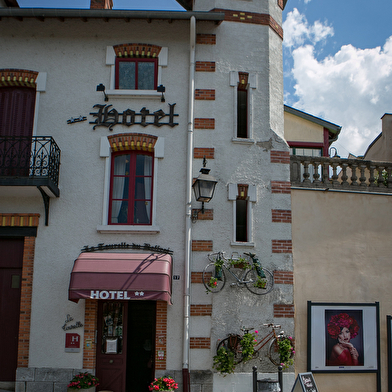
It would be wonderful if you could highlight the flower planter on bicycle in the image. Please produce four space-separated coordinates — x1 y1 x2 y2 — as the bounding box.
202 251 274 295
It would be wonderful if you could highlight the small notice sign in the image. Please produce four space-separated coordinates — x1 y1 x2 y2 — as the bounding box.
291 373 319 392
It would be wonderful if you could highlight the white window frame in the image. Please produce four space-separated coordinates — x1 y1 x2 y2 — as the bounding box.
227 183 256 246
97 135 164 233
105 46 168 99
229 71 257 143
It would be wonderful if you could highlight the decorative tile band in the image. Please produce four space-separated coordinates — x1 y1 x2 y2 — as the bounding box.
0 213 40 227
113 43 161 58
0 69 38 88
108 133 157 152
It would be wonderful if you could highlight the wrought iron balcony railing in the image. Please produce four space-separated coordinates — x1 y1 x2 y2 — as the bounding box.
0 136 61 196
291 155 392 193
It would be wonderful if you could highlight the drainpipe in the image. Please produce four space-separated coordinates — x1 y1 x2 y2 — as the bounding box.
183 15 196 392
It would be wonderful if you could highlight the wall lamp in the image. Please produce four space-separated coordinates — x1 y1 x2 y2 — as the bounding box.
192 157 218 222
157 84 166 102
96 83 108 101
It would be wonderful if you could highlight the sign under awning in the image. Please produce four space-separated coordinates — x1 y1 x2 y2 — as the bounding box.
68 252 173 304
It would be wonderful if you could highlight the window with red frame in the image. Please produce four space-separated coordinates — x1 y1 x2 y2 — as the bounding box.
115 58 158 90
109 151 153 225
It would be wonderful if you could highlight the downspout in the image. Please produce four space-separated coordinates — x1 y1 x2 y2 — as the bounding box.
183 15 196 392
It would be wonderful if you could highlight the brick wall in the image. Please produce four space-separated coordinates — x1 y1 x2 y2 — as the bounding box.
192 240 213 252
271 181 291 194
195 61 216 72
190 337 211 349
274 304 294 318
194 147 214 159
195 89 215 100
271 209 292 223
274 271 293 285
155 301 167 370
270 150 290 164
83 300 98 369
196 34 216 45
190 304 212 316
194 118 215 130
272 240 292 253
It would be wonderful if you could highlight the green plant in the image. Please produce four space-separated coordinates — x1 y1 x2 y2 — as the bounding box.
67 372 99 389
277 336 295 369
149 376 178 391
254 276 267 289
209 276 218 288
229 257 251 269
213 346 235 375
240 331 257 362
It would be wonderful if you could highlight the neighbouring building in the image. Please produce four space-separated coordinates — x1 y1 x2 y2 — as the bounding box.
0 1 294 392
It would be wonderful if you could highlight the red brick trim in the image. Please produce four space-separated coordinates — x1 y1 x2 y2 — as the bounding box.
83 300 98 369
108 133 157 152
196 34 216 45
271 181 291 194
194 118 215 129
211 9 283 39
195 89 215 100
190 337 211 349
113 43 161 58
0 69 38 88
195 61 216 72
156 301 167 369
277 0 284 10
271 150 290 164
272 240 292 253
274 271 293 285
192 240 213 252
191 272 203 284
194 147 214 159
0 213 40 227
192 209 213 220
191 304 212 316
274 304 294 318
17 236 36 367
271 209 292 223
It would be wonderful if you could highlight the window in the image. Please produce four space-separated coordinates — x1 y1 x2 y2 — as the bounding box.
237 73 248 138
228 183 256 246
109 150 153 225
115 58 158 90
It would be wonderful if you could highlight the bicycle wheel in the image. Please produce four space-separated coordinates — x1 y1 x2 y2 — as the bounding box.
202 263 226 293
244 268 274 295
217 335 243 364
267 338 281 366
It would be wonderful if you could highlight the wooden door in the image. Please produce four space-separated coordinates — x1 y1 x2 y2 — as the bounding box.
96 301 128 392
0 238 24 381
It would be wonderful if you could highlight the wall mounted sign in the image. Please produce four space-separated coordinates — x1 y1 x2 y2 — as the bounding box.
65 333 80 353
62 314 84 331
81 242 173 255
67 115 87 124
89 103 178 130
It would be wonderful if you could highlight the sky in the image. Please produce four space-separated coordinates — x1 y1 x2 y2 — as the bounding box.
16 0 392 157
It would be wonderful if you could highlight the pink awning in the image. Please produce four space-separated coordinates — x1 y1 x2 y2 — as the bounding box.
68 252 172 304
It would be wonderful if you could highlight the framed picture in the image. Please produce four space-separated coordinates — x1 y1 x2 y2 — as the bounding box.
307 302 379 373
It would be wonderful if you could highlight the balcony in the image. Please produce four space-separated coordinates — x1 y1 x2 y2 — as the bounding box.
290 155 392 193
0 136 61 225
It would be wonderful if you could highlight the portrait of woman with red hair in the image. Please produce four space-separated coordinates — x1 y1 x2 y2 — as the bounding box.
326 311 363 366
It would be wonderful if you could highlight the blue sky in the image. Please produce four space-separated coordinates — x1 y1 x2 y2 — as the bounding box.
16 0 392 156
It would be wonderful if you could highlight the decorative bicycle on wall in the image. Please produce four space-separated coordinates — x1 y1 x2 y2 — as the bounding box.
213 324 295 375
202 251 274 295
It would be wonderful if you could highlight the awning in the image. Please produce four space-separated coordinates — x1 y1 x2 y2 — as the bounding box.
68 252 172 304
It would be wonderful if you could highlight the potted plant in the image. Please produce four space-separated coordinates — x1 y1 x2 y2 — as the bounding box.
213 346 235 376
240 330 257 362
229 256 251 269
67 372 99 391
254 276 267 289
148 376 178 391
277 336 295 369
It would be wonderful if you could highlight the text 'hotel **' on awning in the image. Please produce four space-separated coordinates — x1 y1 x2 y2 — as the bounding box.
68 252 173 304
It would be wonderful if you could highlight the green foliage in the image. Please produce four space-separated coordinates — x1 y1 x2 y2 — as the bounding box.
68 372 99 389
240 331 257 362
277 336 295 369
229 257 251 269
213 346 235 375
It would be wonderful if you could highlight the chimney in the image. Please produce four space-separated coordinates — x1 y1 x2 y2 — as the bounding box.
381 113 392 162
90 0 113 9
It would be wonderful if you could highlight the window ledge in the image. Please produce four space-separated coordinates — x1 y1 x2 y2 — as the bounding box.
97 225 160 234
230 241 255 247
106 89 162 99
232 138 255 144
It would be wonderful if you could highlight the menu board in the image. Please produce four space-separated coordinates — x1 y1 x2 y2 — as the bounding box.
291 373 319 392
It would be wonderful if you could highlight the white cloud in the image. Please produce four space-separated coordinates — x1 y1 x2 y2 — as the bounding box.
283 8 333 48
284 10 392 157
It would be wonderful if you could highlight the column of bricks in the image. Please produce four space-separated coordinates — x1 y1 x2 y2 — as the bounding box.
271 209 292 223
196 34 216 45
191 209 213 220
155 301 167 370
194 147 214 159
274 271 293 285
274 304 294 318
190 337 211 349
191 272 203 284
17 236 36 367
271 181 291 194
270 150 290 164
83 300 98 369
195 89 215 100
195 61 216 72
192 240 213 252
272 239 292 253
190 304 212 316
194 118 215 130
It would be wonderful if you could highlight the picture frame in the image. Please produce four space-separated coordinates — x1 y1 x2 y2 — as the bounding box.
307 302 380 374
